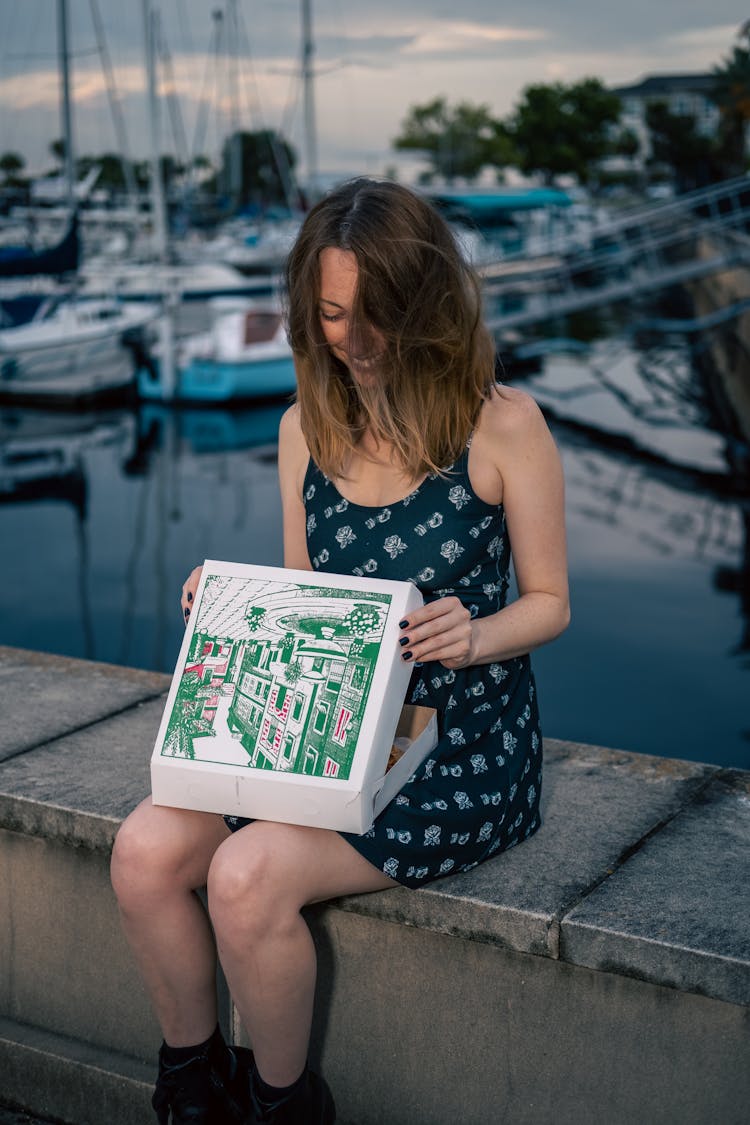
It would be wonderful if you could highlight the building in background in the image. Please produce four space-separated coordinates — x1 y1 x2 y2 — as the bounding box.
611 74 719 167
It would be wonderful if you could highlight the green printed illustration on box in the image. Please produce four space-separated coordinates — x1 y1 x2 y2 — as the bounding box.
160 575 392 781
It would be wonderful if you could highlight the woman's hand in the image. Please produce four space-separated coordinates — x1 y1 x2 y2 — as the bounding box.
180 566 203 624
398 596 477 670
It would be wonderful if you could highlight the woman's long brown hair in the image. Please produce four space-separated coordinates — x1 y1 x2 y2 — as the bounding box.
284 178 496 481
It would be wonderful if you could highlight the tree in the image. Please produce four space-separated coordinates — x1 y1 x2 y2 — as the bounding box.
185 154 217 196
160 154 185 191
133 160 151 191
246 607 267 632
393 97 514 181
509 78 622 185
0 152 25 185
190 154 214 181
645 102 721 191
98 153 131 192
129 156 182 193
49 138 66 165
712 21 750 176
220 130 297 209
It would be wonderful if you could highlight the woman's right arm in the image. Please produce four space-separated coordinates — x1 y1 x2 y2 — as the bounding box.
278 403 313 570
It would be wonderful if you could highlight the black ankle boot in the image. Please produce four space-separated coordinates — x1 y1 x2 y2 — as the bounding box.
249 1067 336 1125
152 1034 253 1125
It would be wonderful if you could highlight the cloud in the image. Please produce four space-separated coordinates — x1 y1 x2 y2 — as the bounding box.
309 34 417 66
0 72 60 112
668 22 743 55
401 21 548 57
1 1 746 175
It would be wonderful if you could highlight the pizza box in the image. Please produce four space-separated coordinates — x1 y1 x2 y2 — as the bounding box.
150 559 438 833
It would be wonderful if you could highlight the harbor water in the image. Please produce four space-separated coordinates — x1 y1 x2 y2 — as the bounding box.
0 320 748 771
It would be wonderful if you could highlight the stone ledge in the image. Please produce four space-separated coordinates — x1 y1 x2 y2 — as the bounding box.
0 647 747 1008
0 645 169 765
560 769 750 1005
0 1016 358 1125
0 1017 153 1125
338 740 721 963
0 794 120 855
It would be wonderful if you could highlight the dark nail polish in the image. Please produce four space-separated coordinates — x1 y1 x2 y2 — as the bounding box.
184 608 190 619
402 651 413 661
399 619 409 629
399 636 410 647
187 592 193 602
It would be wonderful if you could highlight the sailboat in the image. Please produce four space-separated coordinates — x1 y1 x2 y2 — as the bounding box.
132 297 296 403
0 212 80 280
0 295 159 405
0 2 165 404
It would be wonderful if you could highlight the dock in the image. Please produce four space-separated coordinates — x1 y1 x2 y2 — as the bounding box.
482 175 750 334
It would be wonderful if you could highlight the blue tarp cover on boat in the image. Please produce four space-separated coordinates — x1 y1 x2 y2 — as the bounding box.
428 188 572 227
0 213 79 278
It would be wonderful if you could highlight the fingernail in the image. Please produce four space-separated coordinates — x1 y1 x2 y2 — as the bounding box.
399 619 409 629
399 636 410 647
187 592 193 602
402 651 413 661
184 608 190 619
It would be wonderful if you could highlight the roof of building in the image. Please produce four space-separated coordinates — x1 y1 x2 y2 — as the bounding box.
612 73 718 99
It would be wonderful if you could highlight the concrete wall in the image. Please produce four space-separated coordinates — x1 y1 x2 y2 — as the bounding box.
306 909 749 1125
0 646 748 1125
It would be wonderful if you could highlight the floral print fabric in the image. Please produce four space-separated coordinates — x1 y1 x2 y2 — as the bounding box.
304 444 543 888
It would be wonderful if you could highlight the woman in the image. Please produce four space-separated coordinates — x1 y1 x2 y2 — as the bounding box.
111 178 569 1125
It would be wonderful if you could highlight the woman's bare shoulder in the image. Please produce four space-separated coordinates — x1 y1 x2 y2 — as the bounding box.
480 383 549 443
279 403 308 452
278 403 309 484
279 401 302 438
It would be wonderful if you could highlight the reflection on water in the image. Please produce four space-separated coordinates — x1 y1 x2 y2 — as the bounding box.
507 322 750 768
0 331 748 769
0 402 286 675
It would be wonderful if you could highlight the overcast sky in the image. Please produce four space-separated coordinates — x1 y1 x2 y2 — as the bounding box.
0 1 746 179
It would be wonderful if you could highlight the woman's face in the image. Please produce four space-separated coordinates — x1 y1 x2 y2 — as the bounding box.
318 247 384 381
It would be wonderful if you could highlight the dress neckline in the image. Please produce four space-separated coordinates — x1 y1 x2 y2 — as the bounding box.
323 469 433 511
306 433 502 513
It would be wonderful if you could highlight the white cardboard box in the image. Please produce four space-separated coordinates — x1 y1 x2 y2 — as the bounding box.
150 560 438 833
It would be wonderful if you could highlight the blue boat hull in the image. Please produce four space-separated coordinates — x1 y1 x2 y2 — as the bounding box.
137 354 297 403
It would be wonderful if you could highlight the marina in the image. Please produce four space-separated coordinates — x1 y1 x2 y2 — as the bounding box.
2 167 749 772
1 7 749 1125
0 3 748 769
1 302 748 770
2 168 749 771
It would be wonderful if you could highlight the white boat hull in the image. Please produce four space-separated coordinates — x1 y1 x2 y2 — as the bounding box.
0 335 136 404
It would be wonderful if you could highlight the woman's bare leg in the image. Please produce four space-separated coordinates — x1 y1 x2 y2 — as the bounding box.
110 797 231 1046
207 821 397 1087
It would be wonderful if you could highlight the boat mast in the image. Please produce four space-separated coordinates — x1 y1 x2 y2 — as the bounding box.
142 0 176 401
301 0 318 199
142 0 168 262
57 0 76 210
227 0 242 205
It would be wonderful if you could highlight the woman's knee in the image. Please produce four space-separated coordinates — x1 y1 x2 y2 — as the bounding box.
111 804 165 902
207 825 298 942
110 800 211 904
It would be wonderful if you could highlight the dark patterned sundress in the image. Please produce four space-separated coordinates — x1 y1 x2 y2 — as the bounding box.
302 440 543 888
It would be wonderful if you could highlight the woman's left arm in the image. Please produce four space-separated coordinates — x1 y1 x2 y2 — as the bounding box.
400 389 570 669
